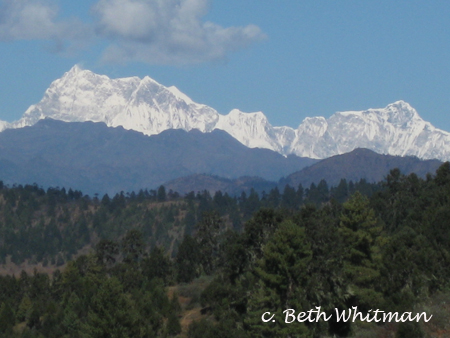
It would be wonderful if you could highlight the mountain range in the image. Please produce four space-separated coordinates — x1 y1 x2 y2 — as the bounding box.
0 66 447 195
0 118 440 196
164 148 442 196
0 119 314 195
1 65 450 162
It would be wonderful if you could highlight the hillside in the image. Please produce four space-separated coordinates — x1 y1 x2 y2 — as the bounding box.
0 119 315 195
0 163 450 337
283 148 442 188
163 174 277 196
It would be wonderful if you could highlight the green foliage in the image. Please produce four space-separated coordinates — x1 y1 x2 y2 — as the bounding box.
194 212 225 274
255 220 312 307
176 235 201 283
0 302 15 333
142 246 173 285
246 221 312 337
395 322 424 338
165 312 181 336
17 295 33 322
95 239 119 267
243 208 284 266
339 192 383 310
158 185 167 202
188 318 249 338
1 164 450 336
121 229 145 264
81 277 141 337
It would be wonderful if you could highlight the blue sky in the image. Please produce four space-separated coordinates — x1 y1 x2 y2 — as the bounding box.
1 0 450 132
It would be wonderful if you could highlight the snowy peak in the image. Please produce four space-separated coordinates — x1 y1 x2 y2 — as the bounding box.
338 100 423 127
66 64 83 75
13 66 219 135
214 109 281 151
167 86 195 105
295 101 450 160
0 120 10 132
5 66 450 162
383 100 422 126
297 116 328 136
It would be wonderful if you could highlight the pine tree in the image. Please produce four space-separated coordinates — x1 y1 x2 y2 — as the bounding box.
0 302 15 333
81 277 141 337
339 191 383 310
247 220 312 337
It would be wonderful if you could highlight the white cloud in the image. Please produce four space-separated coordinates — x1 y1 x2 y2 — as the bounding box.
0 0 88 44
0 0 265 65
93 0 266 64
0 0 60 40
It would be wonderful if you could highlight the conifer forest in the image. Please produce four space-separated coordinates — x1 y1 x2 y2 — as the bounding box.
0 164 450 337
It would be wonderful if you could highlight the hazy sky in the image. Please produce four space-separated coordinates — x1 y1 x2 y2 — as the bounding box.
1 0 450 131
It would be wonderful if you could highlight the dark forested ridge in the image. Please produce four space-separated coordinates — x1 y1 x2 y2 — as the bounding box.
0 163 449 337
162 149 442 197
0 119 315 195
283 148 442 188
163 174 278 196
0 119 443 199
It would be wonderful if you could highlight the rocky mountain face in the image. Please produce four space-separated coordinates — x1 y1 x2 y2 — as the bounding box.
2 65 450 161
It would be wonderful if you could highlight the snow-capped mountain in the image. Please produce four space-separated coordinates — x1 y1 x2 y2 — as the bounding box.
215 109 284 152
10 65 219 135
2 65 450 162
0 120 9 132
290 101 450 160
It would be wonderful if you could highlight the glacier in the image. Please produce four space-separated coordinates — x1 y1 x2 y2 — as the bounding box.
2 65 450 162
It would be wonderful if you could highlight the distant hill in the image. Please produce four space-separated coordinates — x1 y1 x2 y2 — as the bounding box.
164 174 277 196
0 119 315 195
282 148 443 189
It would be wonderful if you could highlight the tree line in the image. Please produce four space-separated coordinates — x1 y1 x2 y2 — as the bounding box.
0 163 449 336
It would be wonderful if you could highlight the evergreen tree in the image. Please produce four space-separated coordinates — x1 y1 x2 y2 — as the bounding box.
333 178 349 203
176 235 201 283
339 191 383 310
121 229 145 264
157 185 167 202
248 220 312 337
0 302 15 333
281 185 297 209
142 246 172 285
81 277 141 337
194 212 224 274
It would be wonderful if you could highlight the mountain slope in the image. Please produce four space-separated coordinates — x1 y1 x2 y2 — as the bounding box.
163 174 277 196
11 65 219 136
0 119 315 195
283 148 442 189
289 101 450 160
3 66 450 161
